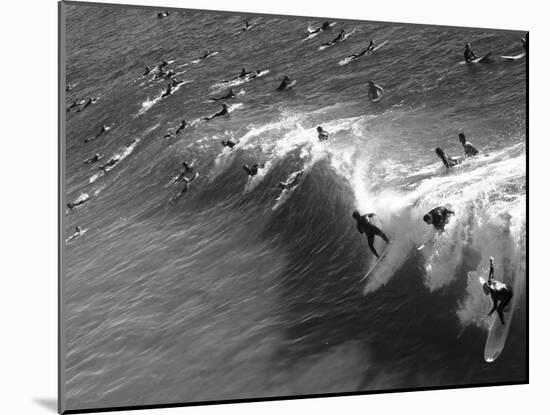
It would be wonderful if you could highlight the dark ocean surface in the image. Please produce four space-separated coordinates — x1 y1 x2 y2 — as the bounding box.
62 3 527 410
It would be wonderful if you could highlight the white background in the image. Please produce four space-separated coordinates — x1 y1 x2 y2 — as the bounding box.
0 0 547 413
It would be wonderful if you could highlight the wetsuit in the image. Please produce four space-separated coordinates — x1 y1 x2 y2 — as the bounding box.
222 139 238 148
426 206 454 232
277 77 292 91
318 129 329 141
462 141 479 156
243 164 264 176
84 154 101 164
486 262 513 325
464 46 477 63
175 121 187 134
355 213 390 258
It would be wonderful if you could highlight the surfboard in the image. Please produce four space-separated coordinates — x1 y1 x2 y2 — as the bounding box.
484 307 514 362
360 241 393 282
459 52 492 65
372 40 389 52
500 53 526 61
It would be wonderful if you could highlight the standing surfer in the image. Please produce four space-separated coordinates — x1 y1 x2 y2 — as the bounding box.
352 211 390 258
481 257 513 325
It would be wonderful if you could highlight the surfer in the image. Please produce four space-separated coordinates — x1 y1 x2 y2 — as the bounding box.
458 133 479 156
170 171 199 202
173 161 195 184
243 163 265 176
278 169 304 190
143 65 152 76
308 21 331 35
482 257 513 325
161 83 173 98
317 126 329 141
77 97 98 112
175 120 187 135
352 211 390 259
84 153 102 164
423 206 455 232
435 147 461 168
96 124 109 137
348 41 375 60
66 100 82 112
157 11 170 18
198 50 212 60
367 81 384 102
66 226 84 243
242 20 255 31
163 70 176 79
464 43 477 63
221 138 239 148
323 28 345 46
67 193 90 210
203 103 229 121
99 154 121 171
210 88 236 101
277 75 294 91
239 68 251 78
159 59 170 69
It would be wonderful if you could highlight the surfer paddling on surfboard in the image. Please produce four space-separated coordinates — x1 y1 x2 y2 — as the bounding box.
352 211 390 258
481 257 513 325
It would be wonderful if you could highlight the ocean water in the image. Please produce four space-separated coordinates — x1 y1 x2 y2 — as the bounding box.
62 3 527 411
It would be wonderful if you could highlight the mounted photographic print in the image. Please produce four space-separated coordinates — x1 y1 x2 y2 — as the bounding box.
59 1 528 413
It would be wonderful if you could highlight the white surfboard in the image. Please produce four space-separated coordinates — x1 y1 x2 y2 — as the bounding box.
484 305 514 362
478 276 516 362
459 52 492 65
360 241 393 282
500 53 526 61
